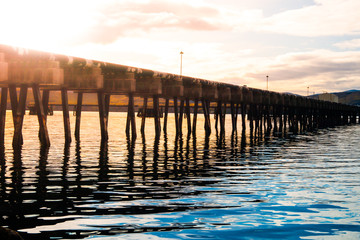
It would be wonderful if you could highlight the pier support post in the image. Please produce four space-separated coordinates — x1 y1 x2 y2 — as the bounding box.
141 97 148 135
153 95 161 136
192 99 198 136
273 105 278 135
32 84 50 147
105 94 110 129
9 85 23 145
215 101 221 133
42 90 50 119
75 92 83 141
279 105 284 134
98 91 108 142
61 88 71 144
220 102 226 136
163 98 169 133
283 106 288 133
174 97 179 135
231 102 236 133
13 85 28 147
179 99 184 135
241 104 246 132
0 87 8 145
253 104 261 138
126 93 137 140
202 99 211 135
185 98 191 135
249 104 254 138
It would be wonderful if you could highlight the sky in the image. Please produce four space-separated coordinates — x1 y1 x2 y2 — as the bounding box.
1 0 360 95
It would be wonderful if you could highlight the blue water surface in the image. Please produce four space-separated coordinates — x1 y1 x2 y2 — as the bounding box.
0 112 359 239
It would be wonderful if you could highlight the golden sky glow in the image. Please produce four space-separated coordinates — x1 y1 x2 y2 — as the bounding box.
1 0 360 95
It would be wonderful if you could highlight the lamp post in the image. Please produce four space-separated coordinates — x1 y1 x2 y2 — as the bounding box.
180 51 184 78
266 75 269 91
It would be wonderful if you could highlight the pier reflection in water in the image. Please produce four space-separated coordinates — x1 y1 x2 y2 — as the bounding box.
0 112 360 239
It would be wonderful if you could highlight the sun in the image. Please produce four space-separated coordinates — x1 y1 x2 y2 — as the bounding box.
0 0 99 54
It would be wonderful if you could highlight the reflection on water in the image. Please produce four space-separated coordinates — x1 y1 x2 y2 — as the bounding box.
0 112 360 239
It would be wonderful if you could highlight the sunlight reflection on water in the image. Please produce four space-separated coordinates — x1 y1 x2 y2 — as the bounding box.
0 111 359 239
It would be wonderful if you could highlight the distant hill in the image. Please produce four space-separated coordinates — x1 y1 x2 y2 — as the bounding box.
333 90 360 105
309 90 360 106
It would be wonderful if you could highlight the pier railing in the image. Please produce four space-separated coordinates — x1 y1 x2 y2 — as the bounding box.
0 44 359 147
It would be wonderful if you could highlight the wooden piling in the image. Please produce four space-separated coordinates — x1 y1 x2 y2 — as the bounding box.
9 85 23 145
42 90 50 120
202 99 211 135
126 93 137 139
13 85 28 147
192 99 198 135
0 87 7 145
61 88 71 144
32 84 50 147
220 102 226 135
179 99 184 135
215 101 221 133
141 97 148 135
174 97 179 135
249 104 254 138
235 103 240 131
231 102 236 132
75 92 83 141
163 98 169 132
241 104 246 131
153 95 161 136
185 98 191 135
97 90 108 142
105 94 110 129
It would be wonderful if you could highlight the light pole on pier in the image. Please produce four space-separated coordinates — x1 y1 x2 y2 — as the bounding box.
180 51 184 78
266 75 269 91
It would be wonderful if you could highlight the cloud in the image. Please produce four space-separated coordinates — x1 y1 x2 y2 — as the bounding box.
242 50 360 94
334 39 360 49
259 0 360 37
80 0 360 44
79 0 227 44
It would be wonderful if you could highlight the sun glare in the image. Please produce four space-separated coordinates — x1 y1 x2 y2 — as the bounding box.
0 0 100 54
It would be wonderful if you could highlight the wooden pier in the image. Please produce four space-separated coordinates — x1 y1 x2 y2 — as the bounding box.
0 44 359 147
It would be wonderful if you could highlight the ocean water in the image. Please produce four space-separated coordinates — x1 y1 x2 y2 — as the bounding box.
0 111 359 239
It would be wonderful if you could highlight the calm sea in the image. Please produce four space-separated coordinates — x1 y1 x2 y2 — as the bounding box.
0 111 359 239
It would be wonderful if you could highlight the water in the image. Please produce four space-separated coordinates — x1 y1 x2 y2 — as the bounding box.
1 111 360 239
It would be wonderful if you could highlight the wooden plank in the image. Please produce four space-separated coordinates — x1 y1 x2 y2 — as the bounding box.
32 84 50 147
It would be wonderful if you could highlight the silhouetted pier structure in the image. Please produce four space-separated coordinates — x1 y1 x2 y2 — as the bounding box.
0 44 359 147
